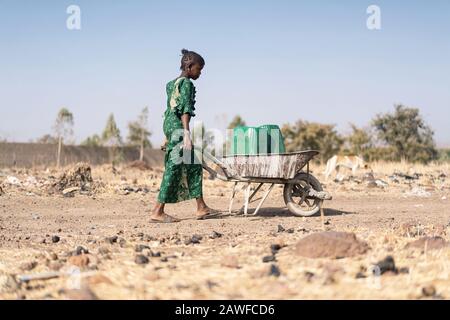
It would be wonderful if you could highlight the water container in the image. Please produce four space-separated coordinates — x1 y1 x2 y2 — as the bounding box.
258 124 286 154
227 125 286 155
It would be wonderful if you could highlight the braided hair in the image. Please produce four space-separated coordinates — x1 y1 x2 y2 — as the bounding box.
180 49 205 71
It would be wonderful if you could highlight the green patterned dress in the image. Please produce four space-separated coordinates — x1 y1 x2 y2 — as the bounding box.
157 77 203 203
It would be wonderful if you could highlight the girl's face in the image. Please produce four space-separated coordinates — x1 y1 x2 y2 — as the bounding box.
188 63 203 80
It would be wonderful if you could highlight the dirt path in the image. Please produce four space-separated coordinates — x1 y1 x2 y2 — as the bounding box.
1 187 449 300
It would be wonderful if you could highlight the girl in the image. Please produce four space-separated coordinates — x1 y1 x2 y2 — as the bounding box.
150 49 217 223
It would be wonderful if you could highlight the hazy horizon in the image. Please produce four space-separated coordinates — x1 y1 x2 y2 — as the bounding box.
1 1 449 147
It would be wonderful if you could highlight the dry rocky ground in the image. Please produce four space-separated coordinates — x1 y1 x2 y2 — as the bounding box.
0 161 449 300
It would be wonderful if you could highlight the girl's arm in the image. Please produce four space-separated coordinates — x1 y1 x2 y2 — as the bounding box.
181 114 192 150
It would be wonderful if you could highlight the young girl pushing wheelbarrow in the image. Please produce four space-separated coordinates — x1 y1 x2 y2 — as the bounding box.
150 49 219 223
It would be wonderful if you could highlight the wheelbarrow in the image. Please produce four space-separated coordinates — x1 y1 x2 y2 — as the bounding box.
200 149 332 217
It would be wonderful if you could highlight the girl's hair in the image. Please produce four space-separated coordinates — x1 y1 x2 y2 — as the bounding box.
180 49 205 70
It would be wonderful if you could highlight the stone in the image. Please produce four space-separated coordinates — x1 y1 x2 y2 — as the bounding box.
135 244 151 252
262 255 276 263
104 236 118 244
405 237 449 251
68 254 90 268
74 246 89 255
270 244 282 255
268 264 281 277
295 232 369 259
209 231 223 239
277 225 285 233
20 261 37 271
374 256 397 275
51 235 60 243
135 254 149 265
422 285 436 297
304 271 315 282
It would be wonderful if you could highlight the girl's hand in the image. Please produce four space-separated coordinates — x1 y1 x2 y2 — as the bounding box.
183 132 192 150
160 138 168 151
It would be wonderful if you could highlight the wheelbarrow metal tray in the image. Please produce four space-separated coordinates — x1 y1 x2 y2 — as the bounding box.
220 150 319 179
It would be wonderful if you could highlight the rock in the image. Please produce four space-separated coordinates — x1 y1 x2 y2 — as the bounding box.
118 238 127 247
286 228 295 233
74 246 89 255
20 261 37 271
398 267 409 274
135 244 151 252
104 236 118 244
268 264 281 277
62 187 80 196
221 255 240 269
135 254 149 265
209 231 223 239
277 225 285 233
150 251 161 257
0 186 4 196
373 256 397 275
304 271 315 282
422 285 436 297
185 234 202 245
405 237 449 251
295 232 369 259
262 255 276 263
355 272 367 279
51 235 60 243
270 244 282 255
68 255 90 268
191 234 202 244
0 273 20 293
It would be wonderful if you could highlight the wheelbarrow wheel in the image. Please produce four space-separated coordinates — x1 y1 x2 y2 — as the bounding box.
283 172 323 217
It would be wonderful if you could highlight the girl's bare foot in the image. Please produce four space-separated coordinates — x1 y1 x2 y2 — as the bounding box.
150 212 180 223
150 202 180 223
196 206 221 220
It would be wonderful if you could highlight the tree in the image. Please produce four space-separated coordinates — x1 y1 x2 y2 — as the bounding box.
36 134 58 144
372 104 437 163
102 113 122 146
102 114 123 165
53 108 74 168
227 115 246 129
281 120 344 162
346 123 373 158
81 134 102 147
127 107 152 161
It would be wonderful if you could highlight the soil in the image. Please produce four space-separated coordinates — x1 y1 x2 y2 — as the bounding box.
0 163 449 299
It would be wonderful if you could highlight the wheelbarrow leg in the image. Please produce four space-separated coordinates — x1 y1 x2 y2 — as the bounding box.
238 183 264 214
244 182 251 216
228 182 238 214
252 183 274 216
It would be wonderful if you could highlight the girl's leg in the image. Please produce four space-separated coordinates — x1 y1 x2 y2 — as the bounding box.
195 197 216 216
150 201 180 223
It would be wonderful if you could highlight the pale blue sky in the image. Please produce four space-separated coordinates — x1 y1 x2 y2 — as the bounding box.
1 0 449 146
